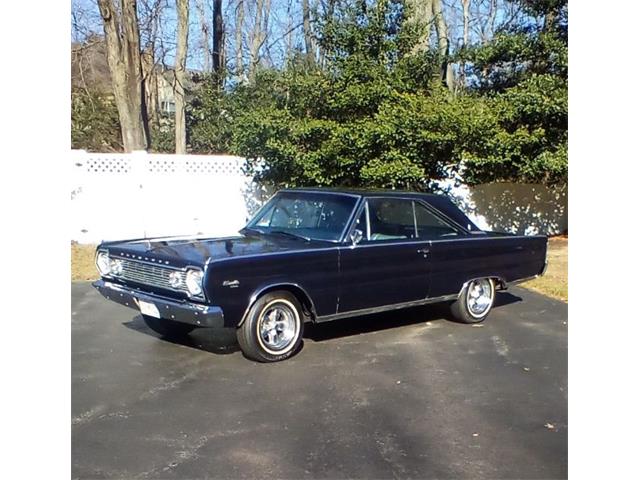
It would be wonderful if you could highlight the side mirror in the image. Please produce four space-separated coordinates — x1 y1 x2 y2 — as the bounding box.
350 228 364 246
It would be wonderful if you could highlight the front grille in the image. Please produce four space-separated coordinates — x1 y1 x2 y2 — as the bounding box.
118 258 189 295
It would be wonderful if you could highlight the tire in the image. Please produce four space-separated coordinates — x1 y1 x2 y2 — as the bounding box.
236 291 304 362
142 315 197 337
450 278 495 324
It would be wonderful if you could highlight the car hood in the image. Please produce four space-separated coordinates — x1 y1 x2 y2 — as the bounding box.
101 233 325 269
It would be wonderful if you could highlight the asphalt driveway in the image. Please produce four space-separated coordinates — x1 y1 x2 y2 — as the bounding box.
72 282 567 479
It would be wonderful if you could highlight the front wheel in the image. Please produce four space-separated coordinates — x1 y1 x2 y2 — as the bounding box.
142 315 197 338
450 278 495 324
236 291 304 362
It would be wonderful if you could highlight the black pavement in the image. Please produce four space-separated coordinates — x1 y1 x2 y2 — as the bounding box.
72 282 567 479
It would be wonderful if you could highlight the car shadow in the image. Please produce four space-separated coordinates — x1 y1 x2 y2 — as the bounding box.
304 291 522 342
122 315 241 355
121 291 522 354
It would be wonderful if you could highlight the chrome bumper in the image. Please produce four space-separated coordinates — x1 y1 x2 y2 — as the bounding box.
92 280 224 328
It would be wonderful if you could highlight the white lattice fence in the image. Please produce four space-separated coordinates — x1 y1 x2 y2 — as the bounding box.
71 150 271 243
71 150 567 243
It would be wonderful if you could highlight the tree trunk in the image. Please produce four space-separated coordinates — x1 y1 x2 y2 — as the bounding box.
212 0 224 80
302 0 314 58
460 0 470 90
543 8 557 32
482 0 497 45
236 0 245 81
142 48 160 128
97 0 149 151
407 0 434 53
175 0 189 154
432 0 454 91
249 0 264 80
195 0 210 72
318 0 335 66
462 0 469 46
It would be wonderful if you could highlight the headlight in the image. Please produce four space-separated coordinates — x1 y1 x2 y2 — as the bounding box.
185 269 204 297
96 251 111 276
110 258 123 276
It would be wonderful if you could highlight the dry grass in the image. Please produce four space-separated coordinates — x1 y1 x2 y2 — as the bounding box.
71 243 99 282
71 238 569 302
521 237 568 302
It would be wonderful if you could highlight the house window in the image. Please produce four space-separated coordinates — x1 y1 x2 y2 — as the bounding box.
161 101 176 113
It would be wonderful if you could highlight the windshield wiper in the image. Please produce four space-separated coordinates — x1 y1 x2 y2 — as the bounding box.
269 230 312 242
242 226 268 236
242 227 311 242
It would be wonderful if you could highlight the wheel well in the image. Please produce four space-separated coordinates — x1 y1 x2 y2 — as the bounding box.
248 284 316 323
492 277 507 291
459 276 507 295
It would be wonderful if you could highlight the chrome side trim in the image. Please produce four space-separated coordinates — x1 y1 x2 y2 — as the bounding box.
315 294 458 323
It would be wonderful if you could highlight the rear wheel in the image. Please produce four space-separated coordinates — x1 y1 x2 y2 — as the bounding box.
237 291 304 362
450 278 495 324
142 315 196 337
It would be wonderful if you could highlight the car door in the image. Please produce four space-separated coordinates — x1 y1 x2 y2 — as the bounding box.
337 197 432 313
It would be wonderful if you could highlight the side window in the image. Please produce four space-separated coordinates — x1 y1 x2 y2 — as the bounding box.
368 198 416 241
414 202 459 238
353 207 369 240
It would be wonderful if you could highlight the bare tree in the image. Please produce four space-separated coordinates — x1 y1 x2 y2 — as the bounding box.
195 0 211 72
407 0 434 53
236 0 245 80
474 0 498 44
138 0 165 128
212 0 225 78
141 47 160 128
174 0 189 154
249 0 265 80
459 0 470 89
302 0 314 58
97 0 149 151
462 0 470 46
432 0 454 91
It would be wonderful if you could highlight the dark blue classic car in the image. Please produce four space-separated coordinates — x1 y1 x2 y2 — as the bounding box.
94 188 547 362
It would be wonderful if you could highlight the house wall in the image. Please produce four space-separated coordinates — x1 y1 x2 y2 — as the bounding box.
70 150 567 244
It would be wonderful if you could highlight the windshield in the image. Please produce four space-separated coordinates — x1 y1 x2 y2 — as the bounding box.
245 192 359 242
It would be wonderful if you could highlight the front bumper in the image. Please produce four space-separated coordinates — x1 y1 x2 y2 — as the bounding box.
92 280 224 328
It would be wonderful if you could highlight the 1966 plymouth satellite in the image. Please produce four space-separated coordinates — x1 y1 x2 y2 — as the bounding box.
93 188 547 362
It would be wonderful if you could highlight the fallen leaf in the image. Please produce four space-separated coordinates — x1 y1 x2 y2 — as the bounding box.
472 433 479 437
523 367 531 372
544 423 556 430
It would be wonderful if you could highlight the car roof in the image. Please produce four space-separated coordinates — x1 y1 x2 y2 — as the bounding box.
281 187 482 232
281 187 439 199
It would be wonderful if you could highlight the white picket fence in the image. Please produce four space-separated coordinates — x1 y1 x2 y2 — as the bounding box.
70 150 567 243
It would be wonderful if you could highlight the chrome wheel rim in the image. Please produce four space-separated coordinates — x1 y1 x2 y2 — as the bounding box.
466 279 494 318
257 301 298 353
